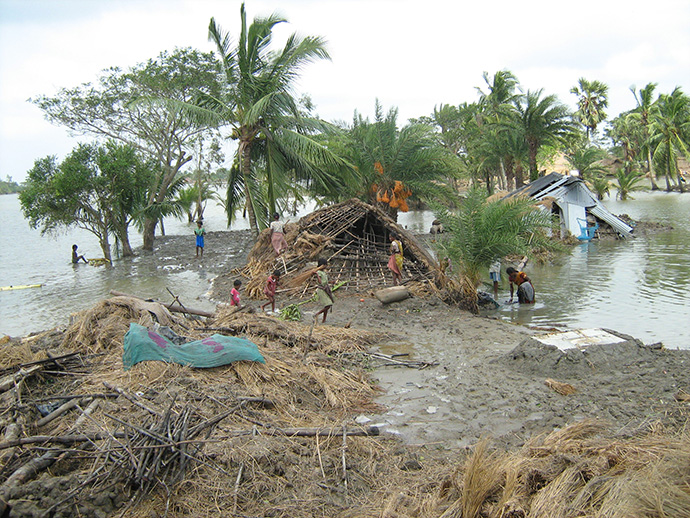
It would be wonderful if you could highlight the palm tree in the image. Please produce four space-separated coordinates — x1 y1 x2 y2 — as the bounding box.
629 83 660 189
589 174 611 200
432 187 558 288
614 168 645 200
566 145 608 181
515 90 575 182
570 78 609 142
338 101 457 219
190 3 355 233
650 87 690 193
476 70 522 190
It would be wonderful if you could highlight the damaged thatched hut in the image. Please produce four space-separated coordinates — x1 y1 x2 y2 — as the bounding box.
240 199 442 299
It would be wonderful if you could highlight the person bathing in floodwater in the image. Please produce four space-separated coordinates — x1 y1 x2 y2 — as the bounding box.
269 213 288 255
313 258 334 323
506 267 535 304
72 244 88 264
194 220 206 258
387 234 403 286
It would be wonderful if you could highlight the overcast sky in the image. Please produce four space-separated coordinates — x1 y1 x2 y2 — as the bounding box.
1 0 689 182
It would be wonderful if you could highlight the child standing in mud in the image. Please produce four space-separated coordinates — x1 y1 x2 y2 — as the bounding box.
230 279 242 308
261 270 281 314
313 258 333 323
195 220 206 258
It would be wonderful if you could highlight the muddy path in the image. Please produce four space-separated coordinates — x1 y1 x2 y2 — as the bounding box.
159 229 690 451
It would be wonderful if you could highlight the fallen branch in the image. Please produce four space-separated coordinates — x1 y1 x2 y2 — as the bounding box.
0 365 43 394
103 382 162 417
109 290 214 318
35 397 87 428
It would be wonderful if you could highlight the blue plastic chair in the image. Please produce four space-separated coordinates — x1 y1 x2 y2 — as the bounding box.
577 218 599 240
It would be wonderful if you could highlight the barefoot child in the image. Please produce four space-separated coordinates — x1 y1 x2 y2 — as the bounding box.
195 220 206 258
313 258 334 323
261 270 281 314
230 279 242 308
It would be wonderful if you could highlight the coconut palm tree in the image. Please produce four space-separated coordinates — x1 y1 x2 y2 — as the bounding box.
650 87 690 193
514 90 576 182
571 78 609 142
629 83 660 189
189 3 355 233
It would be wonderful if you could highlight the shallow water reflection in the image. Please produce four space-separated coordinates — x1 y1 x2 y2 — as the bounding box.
486 192 690 349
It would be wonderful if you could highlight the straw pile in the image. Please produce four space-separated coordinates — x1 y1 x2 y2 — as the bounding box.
380 419 690 518
61 296 184 353
0 296 400 517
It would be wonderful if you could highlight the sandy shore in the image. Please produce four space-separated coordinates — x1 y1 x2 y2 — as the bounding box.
202 230 690 450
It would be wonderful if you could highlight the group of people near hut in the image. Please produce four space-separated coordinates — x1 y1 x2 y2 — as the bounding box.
220 210 534 327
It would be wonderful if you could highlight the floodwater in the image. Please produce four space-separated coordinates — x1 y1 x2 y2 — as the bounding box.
488 191 690 349
1 192 689 348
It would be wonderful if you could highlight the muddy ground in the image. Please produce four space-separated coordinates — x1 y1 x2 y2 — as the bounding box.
198 230 690 451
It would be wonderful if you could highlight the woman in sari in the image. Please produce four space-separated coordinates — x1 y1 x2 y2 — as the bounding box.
269 213 288 255
387 234 403 286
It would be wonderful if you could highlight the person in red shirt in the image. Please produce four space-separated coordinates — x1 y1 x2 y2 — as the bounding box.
230 279 242 307
506 267 535 304
261 270 281 314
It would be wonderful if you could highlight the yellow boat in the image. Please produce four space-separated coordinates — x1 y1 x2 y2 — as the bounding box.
0 283 44 291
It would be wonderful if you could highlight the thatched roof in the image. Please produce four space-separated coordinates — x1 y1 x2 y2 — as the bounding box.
241 199 441 298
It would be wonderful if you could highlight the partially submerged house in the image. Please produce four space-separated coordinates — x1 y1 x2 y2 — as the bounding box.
241 199 441 298
505 173 633 240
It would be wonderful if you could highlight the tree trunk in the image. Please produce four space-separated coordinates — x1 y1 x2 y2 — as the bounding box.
239 139 259 236
647 149 660 190
504 156 515 191
98 234 112 263
117 227 134 257
515 163 525 188
143 218 157 250
528 139 539 182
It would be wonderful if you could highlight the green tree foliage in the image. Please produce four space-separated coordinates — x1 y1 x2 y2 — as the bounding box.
629 83 660 189
566 144 608 181
608 84 690 194
613 169 646 200
432 187 558 288
185 3 355 233
19 142 151 261
515 89 577 182
570 78 609 142
429 72 577 191
0 177 22 194
589 175 611 200
31 47 221 250
650 87 690 193
334 100 459 218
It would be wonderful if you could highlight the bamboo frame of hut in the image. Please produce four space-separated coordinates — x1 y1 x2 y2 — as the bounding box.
241 199 442 298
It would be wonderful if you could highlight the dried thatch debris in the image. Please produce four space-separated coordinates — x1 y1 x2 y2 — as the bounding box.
544 378 577 395
229 198 478 312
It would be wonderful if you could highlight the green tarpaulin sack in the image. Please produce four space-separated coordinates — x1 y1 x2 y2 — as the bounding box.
123 323 265 370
